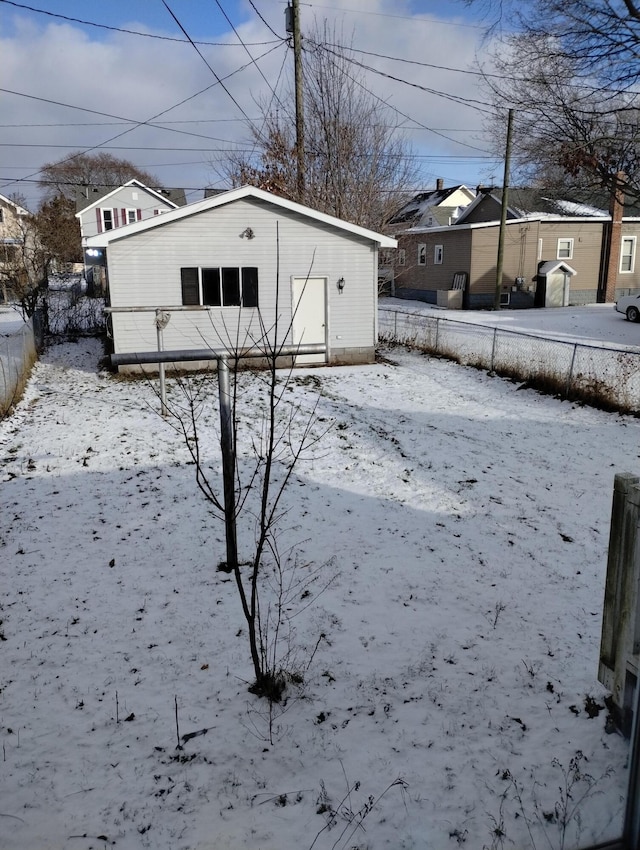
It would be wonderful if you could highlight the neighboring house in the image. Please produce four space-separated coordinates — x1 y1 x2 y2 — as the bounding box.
387 181 477 232
379 181 476 295
75 179 186 241
77 180 187 295
392 187 640 309
85 185 396 370
0 193 30 303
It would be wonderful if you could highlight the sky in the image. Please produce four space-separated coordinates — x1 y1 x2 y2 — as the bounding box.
0 0 505 211
1 320 638 848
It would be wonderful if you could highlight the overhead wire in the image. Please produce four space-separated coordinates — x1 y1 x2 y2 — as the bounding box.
0 0 280 46
0 39 286 193
2 0 499 195
305 38 495 157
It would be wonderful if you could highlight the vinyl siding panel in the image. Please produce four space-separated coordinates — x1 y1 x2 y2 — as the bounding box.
538 221 603 294
395 230 472 292
107 197 377 359
469 222 540 293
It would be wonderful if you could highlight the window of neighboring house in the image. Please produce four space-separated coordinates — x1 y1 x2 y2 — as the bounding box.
557 238 573 259
398 249 406 266
101 209 114 231
418 244 426 265
153 209 165 216
125 209 137 225
181 267 259 308
434 245 443 264
621 236 636 272
0 209 4 224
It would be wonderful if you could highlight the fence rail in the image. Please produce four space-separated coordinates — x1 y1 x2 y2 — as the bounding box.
0 318 36 417
379 306 640 413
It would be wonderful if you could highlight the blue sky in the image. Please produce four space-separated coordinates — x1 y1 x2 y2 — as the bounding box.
1 0 504 209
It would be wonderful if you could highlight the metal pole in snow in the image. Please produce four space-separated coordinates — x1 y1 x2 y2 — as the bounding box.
155 309 171 416
217 357 239 573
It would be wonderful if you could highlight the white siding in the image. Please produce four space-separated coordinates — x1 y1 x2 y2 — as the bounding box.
107 197 377 359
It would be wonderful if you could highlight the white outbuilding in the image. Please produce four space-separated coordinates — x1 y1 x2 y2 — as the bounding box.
85 186 396 371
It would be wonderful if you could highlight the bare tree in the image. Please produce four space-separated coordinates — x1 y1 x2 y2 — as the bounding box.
39 152 160 203
222 23 416 232
479 38 640 199
161 250 333 703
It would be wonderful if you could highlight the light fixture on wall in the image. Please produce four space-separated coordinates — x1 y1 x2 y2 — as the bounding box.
240 227 255 239
337 276 345 293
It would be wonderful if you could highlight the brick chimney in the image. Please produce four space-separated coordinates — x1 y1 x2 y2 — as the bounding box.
601 171 626 303
436 178 444 191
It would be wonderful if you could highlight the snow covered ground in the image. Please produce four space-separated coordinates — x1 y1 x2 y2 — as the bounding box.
1 336 639 850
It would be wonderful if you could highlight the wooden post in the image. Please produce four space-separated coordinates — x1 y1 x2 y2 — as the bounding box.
599 472 640 736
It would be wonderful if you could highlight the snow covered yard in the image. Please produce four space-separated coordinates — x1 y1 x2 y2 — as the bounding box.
1 338 639 850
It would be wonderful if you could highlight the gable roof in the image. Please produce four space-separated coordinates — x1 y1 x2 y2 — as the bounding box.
85 185 398 248
0 193 30 216
388 185 475 225
538 260 578 277
453 186 640 227
75 179 183 215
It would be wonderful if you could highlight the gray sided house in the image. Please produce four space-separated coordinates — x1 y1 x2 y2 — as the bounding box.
76 179 184 240
392 188 640 309
86 186 396 371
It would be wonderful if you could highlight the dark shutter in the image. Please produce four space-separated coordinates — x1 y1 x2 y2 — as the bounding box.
202 268 221 306
221 268 240 306
96 208 102 233
180 268 199 305
137 209 142 221
242 267 259 308
113 209 120 228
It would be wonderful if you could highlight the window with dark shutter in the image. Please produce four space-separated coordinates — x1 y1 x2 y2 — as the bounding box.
202 268 221 306
242 267 259 307
180 267 199 305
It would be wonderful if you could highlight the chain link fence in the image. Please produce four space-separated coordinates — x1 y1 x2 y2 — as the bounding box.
0 317 37 417
379 306 640 414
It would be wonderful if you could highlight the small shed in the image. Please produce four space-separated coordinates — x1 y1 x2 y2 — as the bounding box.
535 260 578 308
87 186 396 371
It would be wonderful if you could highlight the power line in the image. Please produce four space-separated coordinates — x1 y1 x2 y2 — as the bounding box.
308 41 494 156
0 37 286 194
161 1 260 134
213 0 286 112
0 0 280 46
247 0 282 39
318 43 495 115
299 2 486 30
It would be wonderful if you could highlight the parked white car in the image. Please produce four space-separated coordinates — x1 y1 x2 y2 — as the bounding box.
615 293 640 322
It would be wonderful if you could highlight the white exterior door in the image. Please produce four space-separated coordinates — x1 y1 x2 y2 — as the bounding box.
292 277 327 364
545 271 570 307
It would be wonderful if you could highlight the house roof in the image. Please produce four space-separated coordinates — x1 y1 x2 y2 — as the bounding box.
75 180 184 215
453 186 640 227
538 260 577 277
85 185 398 249
0 193 30 216
388 185 475 225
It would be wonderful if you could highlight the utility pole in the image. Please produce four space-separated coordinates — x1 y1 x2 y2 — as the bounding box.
494 108 514 310
286 0 305 202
